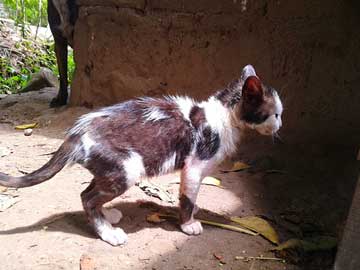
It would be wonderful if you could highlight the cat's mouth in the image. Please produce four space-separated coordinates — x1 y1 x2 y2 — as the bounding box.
246 123 279 136
257 128 276 136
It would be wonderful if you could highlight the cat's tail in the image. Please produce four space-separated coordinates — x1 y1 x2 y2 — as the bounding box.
0 139 75 188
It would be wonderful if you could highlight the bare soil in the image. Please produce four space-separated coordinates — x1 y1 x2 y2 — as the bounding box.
0 88 357 270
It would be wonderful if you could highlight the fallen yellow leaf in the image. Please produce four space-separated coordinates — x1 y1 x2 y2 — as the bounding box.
202 176 221 187
199 219 257 235
222 161 251 172
146 213 166 223
231 216 279 244
15 123 38 130
156 213 257 236
232 161 251 170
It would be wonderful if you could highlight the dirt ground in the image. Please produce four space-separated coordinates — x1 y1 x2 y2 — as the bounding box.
0 88 358 270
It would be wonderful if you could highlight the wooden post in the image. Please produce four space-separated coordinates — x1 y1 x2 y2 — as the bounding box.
334 175 360 269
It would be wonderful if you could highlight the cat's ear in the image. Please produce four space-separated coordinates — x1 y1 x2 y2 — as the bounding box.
241 65 257 82
242 76 264 104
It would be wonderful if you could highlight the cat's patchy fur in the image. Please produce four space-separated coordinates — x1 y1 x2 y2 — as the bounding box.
0 65 283 246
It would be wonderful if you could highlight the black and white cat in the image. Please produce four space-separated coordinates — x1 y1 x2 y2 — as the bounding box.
0 65 283 246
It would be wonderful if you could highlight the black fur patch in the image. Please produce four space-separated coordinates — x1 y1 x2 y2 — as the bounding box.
215 79 242 108
242 111 269 124
189 106 206 129
196 126 220 160
179 194 195 223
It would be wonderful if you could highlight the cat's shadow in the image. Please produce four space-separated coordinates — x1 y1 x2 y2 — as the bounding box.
0 201 228 239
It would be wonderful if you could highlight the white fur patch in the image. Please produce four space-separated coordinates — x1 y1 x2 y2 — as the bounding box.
254 115 279 135
143 106 169 122
241 64 257 81
81 133 96 158
168 96 195 121
180 156 215 195
69 110 112 135
200 97 240 160
123 151 146 186
274 92 283 115
67 132 96 163
97 223 128 246
160 152 177 175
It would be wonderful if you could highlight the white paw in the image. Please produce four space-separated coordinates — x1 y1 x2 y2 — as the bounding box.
99 227 128 246
180 220 203 235
102 208 123 224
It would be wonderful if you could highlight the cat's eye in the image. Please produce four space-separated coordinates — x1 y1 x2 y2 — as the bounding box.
275 114 279 118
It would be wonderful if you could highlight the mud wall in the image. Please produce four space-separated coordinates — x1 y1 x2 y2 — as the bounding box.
71 0 360 147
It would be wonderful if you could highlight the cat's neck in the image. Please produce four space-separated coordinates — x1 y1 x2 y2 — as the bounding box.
199 95 242 160
214 79 243 108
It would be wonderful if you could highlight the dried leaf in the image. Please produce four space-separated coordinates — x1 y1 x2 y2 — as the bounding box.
15 122 38 130
231 216 279 244
157 213 257 235
138 181 175 203
213 253 226 264
146 213 166 223
200 219 257 235
170 176 221 187
235 255 285 263
222 161 251 172
202 176 221 187
271 236 337 252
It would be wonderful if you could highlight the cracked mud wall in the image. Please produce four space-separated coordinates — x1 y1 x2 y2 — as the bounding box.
71 0 360 147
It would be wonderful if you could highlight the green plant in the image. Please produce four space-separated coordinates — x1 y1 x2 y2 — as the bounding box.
0 39 76 94
0 39 58 94
3 0 48 27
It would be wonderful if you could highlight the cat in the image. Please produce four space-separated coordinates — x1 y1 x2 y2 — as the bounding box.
0 65 283 246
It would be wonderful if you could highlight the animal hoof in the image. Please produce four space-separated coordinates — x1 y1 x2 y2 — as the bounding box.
50 97 67 107
99 227 128 246
102 208 123 224
180 220 203 235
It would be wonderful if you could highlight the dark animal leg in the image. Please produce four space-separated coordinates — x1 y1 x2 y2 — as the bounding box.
50 34 68 107
81 180 128 246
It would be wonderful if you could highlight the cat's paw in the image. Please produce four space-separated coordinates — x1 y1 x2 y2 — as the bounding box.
102 208 123 224
99 227 128 246
180 220 203 235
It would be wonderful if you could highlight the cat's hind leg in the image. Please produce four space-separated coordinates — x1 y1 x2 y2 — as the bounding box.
81 180 128 246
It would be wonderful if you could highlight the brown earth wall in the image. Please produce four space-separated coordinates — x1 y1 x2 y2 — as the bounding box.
71 0 360 146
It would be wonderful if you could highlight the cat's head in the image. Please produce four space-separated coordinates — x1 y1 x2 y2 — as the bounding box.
236 65 283 136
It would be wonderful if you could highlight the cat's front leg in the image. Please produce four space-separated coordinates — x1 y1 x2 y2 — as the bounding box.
179 158 212 235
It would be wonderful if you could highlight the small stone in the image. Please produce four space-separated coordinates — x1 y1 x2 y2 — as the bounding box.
24 128 33 136
0 146 11 157
80 254 96 270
